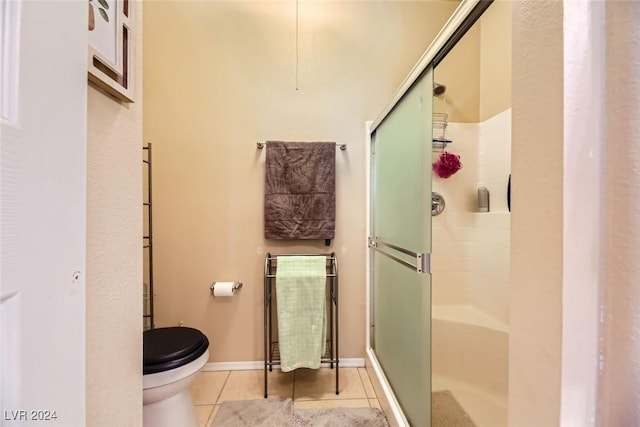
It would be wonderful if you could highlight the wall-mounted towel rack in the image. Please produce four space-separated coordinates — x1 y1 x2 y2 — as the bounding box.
263 252 339 398
143 144 155 331
256 141 347 150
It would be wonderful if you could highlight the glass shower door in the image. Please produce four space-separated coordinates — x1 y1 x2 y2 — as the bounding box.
369 68 433 426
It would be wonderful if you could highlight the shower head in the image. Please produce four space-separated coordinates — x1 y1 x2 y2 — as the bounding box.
433 83 446 97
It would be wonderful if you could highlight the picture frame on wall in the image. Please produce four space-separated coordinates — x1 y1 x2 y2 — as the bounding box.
87 0 134 102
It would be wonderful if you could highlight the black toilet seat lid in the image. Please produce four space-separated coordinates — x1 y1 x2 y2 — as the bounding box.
143 327 209 375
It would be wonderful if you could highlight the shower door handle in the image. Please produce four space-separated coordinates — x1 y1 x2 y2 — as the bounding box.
368 237 431 274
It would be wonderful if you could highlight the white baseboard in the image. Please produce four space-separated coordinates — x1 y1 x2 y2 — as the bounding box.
203 358 365 372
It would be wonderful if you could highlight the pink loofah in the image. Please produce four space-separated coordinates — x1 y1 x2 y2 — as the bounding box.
433 152 462 179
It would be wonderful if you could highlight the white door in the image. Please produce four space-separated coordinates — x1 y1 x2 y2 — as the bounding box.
1 1 87 425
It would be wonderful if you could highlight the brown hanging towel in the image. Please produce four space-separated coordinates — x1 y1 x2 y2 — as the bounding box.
264 141 336 241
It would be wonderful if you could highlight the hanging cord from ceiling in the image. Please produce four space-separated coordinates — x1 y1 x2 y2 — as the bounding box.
295 0 299 91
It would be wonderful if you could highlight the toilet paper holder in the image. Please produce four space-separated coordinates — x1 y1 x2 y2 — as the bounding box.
210 281 243 296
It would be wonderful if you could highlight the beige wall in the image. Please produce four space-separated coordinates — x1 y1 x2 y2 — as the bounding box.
143 1 459 362
600 1 640 423
480 0 512 122
86 3 143 426
511 2 640 426
510 1 563 426
434 24 481 123
435 0 512 123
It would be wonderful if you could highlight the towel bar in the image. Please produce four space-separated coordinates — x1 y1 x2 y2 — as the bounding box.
256 141 347 150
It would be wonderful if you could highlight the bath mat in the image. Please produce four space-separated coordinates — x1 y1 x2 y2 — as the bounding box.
293 406 388 427
432 390 477 427
211 399 293 427
211 398 389 427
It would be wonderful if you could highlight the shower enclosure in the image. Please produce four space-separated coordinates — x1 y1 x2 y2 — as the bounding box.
368 68 434 426
366 2 495 425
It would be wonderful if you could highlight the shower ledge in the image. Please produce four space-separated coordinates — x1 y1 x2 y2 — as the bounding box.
432 304 508 333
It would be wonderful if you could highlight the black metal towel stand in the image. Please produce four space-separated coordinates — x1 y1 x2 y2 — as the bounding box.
263 252 339 398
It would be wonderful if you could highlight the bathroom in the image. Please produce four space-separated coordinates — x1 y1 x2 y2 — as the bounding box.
142 2 460 422
75 1 640 427
137 0 513 424
143 0 458 369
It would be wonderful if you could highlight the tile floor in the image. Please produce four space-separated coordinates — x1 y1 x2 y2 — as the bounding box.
191 367 381 427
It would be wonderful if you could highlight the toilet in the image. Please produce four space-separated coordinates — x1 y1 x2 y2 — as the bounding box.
143 327 209 427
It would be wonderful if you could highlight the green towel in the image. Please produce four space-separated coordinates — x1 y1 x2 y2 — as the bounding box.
276 256 327 372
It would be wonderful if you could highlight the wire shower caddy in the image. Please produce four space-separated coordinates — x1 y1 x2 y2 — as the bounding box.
433 112 452 152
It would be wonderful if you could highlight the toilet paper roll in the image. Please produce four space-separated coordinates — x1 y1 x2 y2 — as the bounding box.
213 282 235 297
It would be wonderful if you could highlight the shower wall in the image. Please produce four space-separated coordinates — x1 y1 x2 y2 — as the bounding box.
431 110 511 326
143 1 460 363
431 111 511 425
430 2 511 424
431 0 512 325
472 112 511 325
